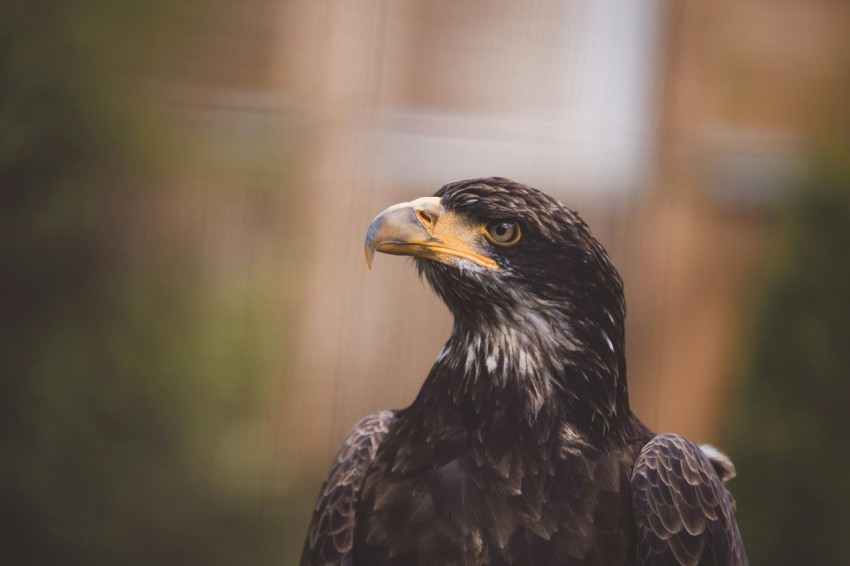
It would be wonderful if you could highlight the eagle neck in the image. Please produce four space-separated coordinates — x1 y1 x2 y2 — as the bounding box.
412 306 635 451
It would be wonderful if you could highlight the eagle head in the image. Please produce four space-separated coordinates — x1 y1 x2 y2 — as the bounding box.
365 177 632 441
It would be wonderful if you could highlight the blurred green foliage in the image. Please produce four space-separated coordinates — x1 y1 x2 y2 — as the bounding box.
0 1 305 563
727 151 850 565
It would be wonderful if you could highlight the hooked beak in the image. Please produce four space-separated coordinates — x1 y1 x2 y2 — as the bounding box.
364 196 498 270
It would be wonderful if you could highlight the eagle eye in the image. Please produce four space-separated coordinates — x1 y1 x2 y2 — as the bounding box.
485 221 521 245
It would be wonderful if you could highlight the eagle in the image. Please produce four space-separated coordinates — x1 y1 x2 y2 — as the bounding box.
300 178 747 565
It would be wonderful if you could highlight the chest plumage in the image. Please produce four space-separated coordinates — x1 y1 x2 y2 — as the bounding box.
354 408 648 566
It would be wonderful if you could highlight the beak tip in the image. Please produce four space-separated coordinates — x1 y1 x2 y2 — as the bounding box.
364 245 374 269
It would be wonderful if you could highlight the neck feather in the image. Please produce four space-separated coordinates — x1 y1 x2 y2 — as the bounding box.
412 303 635 448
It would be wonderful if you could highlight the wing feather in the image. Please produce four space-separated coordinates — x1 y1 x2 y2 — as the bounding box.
631 434 747 565
300 411 394 566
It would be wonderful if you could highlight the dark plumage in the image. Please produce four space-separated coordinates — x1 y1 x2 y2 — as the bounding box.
301 178 747 565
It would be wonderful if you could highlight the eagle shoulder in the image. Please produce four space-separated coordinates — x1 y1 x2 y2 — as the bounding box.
631 433 747 565
300 411 394 566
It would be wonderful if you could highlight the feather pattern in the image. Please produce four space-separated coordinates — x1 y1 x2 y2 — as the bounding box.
632 434 747 565
300 411 394 566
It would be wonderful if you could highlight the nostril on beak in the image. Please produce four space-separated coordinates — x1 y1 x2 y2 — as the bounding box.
416 209 435 228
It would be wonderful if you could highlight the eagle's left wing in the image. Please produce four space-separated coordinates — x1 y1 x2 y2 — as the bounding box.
300 411 394 566
631 433 747 565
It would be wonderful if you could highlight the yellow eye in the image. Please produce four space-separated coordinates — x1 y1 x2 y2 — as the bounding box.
485 221 521 245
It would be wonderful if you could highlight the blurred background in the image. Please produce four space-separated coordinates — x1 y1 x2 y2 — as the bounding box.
2 0 849 564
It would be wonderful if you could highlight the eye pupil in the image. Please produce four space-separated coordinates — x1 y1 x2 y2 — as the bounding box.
496 224 508 236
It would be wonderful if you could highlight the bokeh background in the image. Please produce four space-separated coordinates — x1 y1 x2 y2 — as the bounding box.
3 1 849 564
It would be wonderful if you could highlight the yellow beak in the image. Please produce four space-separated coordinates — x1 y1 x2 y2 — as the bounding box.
364 197 498 270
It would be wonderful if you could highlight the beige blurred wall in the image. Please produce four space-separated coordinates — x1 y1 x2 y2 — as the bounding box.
637 0 849 438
